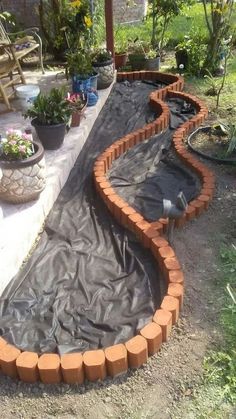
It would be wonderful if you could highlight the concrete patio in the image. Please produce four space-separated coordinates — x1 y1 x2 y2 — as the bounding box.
0 70 115 295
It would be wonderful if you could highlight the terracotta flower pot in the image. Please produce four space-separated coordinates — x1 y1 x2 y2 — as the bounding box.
0 141 46 204
70 104 87 128
114 53 128 69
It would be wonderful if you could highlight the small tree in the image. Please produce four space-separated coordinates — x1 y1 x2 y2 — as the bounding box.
202 0 235 74
148 0 194 55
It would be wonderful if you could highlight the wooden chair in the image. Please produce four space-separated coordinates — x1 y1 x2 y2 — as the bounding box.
0 21 44 111
0 21 44 74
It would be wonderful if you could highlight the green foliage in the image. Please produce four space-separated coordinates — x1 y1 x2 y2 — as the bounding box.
176 27 207 75
38 0 92 59
219 122 236 155
204 245 236 404
0 130 34 161
90 0 105 47
24 88 71 125
204 70 221 96
91 48 112 63
66 50 92 76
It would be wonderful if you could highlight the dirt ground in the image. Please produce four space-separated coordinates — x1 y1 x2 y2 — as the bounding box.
0 152 235 419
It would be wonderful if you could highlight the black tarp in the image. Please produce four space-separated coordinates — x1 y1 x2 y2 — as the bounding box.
0 81 199 355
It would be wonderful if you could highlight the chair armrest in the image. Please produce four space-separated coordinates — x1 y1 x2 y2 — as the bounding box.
6 27 40 37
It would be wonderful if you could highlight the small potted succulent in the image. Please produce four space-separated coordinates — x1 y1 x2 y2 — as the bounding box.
0 129 46 203
66 50 97 93
91 49 114 89
114 38 128 69
128 40 149 71
67 92 87 127
145 48 160 70
24 87 72 150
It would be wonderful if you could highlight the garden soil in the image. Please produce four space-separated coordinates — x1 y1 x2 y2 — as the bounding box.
0 82 235 418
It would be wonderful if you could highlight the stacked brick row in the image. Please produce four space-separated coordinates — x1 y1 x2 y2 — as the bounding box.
0 71 214 385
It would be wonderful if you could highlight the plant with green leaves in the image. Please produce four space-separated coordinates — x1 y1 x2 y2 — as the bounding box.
202 0 235 74
148 0 195 56
38 0 92 59
216 122 236 156
24 87 71 125
66 50 93 76
175 27 207 76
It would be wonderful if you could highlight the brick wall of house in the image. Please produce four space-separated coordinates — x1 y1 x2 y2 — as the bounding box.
113 0 148 23
1 0 39 28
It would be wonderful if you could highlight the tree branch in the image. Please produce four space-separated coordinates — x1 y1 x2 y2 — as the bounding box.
202 0 213 36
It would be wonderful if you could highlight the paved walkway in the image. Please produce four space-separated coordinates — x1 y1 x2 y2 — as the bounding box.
0 70 115 294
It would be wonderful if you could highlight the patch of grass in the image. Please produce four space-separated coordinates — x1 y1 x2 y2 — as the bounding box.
203 244 236 404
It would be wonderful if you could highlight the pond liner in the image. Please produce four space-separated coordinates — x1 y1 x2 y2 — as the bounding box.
0 81 198 355
188 126 236 165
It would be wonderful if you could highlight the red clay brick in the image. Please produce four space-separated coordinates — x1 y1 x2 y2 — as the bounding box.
121 206 136 226
127 213 144 232
105 344 128 377
198 194 210 209
16 351 39 383
125 335 148 369
61 353 84 384
153 309 172 342
168 269 184 284
143 227 160 248
135 220 151 240
161 295 179 324
83 350 106 382
38 354 61 384
0 337 7 350
158 217 169 233
158 246 175 265
190 199 205 216
200 187 214 199
0 344 21 378
150 221 164 235
140 322 162 356
163 257 181 271
168 283 184 308
185 205 196 221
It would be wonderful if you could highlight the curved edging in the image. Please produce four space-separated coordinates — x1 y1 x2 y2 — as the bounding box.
0 71 212 385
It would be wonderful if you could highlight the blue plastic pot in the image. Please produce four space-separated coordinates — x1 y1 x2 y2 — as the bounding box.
72 75 91 94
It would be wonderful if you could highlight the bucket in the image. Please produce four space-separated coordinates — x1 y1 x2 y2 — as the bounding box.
15 84 40 110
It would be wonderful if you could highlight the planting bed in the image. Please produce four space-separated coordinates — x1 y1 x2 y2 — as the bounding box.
0 71 214 384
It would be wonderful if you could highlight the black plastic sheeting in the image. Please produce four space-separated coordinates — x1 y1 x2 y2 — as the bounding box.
109 99 200 221
0 81 199 355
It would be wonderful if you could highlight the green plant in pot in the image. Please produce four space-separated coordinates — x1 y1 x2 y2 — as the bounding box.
0 129 46 203
128 40 149 71
91 48 114 90
24 87 71 150
66 92 87 128
114 37 129 70
66 50 98 93
145 48 160 71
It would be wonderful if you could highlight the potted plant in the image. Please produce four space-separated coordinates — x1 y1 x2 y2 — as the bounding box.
114 38 128 70
145 48 160 70
91 49 114 89
67 92 87 128
128 40 149 71
66 50 97 93
24 87 72 150
0 129 46 204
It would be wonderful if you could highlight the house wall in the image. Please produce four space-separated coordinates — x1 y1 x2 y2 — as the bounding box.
1 1 148 29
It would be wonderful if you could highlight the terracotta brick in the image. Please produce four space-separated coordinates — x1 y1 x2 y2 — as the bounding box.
153 309 172 342
161 295 179 324
125 335 148 369
121 206 136 226
140 322 162 356
83 350 106 382
168 283 184 308
190 199 205 216
168 269 184 284
61 353 84 384
99 181 111 190
200 187 214 199
0 344 21 378
150 221 163 235
135 220 151 240
113 198 127 222
105 344 128 377
38 354 61 384
127 213 144 232
158 246 176 266
0 337 7 350
198 194 210 209
16 351 39 383
143 227 160 248
163 257 181 271
185 205 196 221
158 217 169 233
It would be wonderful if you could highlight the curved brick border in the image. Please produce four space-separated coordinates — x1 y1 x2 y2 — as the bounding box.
0 71 214 384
